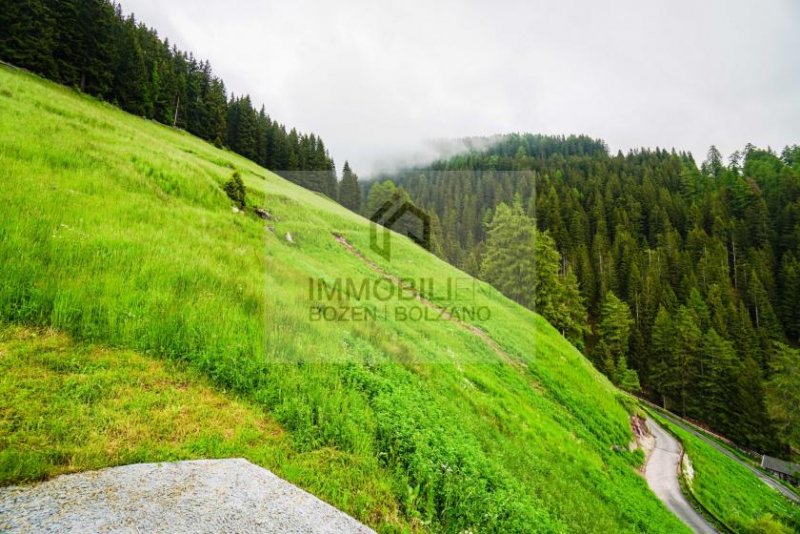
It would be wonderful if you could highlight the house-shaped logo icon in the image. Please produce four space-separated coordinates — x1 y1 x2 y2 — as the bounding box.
369 195 431 261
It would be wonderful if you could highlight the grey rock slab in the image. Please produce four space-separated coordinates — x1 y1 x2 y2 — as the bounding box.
0 458 375 534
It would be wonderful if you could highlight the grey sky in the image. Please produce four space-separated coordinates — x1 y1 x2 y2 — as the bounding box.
120 0 799 176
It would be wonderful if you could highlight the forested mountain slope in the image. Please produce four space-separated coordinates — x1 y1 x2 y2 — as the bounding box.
383 134 800 456
0 66 694 533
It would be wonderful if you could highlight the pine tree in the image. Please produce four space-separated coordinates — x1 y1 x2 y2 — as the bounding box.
0 0 56 76
594 292 636 386
480 202 537 309
765 342 800 451
112 15 147 115
53 0 115 94
616 356 641 392
650 306 676 409
747 269 782 341
338 162 361 212
672 306 701 416
702 145 724 179
733 355 775 452
364 180 398 219
699 328 737 434
532 229 564 321
232 96 258 160
555 270 589 350
428 212 446 258
779 253 800 342
479 202 588 345
207 78 228 147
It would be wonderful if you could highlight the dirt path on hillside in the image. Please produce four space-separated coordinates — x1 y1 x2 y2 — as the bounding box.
644 419 718 534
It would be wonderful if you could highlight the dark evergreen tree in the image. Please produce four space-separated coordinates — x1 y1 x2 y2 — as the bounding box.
0 0 56 77
766 343 800 452
339 162 361 212
594 292 637 389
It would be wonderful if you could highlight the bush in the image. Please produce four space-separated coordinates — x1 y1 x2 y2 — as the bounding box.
223 171 246 208
749 514 792 534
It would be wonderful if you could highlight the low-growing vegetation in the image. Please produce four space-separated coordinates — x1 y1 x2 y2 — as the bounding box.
223 171 247 208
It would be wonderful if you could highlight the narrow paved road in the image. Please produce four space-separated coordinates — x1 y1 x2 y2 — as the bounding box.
655 409 800 505
644 419 718 534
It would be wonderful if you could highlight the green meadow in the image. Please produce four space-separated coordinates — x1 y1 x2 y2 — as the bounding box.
0 64 697 532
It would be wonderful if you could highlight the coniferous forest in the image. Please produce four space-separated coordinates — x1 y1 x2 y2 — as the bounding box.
373 134 800 455
0 0 346 197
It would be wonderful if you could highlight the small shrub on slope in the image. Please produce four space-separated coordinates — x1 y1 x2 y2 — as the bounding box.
224 171 246 208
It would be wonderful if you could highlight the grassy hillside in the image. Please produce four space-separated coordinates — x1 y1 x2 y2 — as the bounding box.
0 64 689 533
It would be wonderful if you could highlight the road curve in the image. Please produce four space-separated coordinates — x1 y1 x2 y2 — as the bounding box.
644 419 718 534
655 409 800 505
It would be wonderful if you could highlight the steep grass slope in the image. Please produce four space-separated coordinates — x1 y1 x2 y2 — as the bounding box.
0 65 688 533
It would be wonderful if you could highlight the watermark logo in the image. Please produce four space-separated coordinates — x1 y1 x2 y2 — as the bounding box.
307 276 490 323
369 195 431 261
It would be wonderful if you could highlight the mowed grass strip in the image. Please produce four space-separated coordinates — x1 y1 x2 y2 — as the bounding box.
0 324 286 483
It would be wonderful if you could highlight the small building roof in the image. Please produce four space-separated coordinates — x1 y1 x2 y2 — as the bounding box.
761 455 800 477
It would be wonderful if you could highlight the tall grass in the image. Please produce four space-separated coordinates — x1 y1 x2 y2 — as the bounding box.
0 65 689 533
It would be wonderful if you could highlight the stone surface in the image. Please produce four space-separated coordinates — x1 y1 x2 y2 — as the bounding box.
0 459 375 534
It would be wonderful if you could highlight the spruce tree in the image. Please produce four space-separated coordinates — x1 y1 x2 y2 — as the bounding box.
480 202 537 309
0 0 56 76
650 306 676 409
594 292 635 385
766 343 800 450
734 356 775 452
699 328 737 434
339 162 361 212
779 253 800 342
672 306 701 416
364 180 398 218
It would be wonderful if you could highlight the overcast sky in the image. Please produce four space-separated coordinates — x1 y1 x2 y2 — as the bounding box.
121 0 799 176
